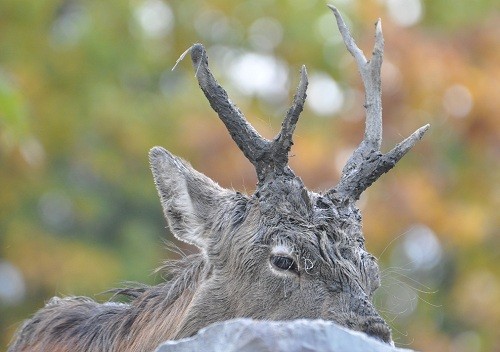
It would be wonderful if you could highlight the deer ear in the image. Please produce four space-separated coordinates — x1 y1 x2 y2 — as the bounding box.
149 147 234 249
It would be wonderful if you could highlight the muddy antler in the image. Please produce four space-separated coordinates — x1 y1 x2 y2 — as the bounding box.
187 7 428 198
326 6 429 203
189 44 308 184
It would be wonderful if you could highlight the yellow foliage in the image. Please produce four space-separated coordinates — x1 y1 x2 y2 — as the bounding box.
3 223 122 295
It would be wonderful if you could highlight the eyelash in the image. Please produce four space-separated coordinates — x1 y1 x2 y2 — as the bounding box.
270 255 298 272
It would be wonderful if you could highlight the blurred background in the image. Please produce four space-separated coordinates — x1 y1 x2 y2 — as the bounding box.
0 0 498 350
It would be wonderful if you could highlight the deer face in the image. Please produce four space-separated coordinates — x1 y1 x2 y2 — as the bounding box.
150 148 391 343
150 6 428 345
225 197 390 343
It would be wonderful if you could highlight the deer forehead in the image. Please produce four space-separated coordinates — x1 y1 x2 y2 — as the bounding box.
258 221 368 267
262 231 377 293
270 244 295 256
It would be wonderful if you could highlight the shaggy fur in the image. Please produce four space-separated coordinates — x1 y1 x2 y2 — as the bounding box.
9 254 209 352
9 149 391 351
9 8 429 350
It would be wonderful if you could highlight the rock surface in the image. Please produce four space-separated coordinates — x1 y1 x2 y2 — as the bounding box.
155 318 414 352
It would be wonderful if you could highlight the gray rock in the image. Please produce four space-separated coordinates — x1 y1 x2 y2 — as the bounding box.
155 318 414 352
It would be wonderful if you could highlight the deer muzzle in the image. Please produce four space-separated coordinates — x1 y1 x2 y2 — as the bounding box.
361 316 392 344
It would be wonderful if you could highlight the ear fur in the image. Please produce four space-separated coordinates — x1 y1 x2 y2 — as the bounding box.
149 147 235 249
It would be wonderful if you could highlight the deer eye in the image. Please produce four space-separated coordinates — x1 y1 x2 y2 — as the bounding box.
271 255 297 272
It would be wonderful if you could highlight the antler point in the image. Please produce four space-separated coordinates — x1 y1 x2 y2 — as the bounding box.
190 43 205 62
417 124 431 138
326 4 337 12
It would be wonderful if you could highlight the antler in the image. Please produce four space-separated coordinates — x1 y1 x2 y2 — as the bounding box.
185 7 428 200
189 44 308 184
326 6 429 203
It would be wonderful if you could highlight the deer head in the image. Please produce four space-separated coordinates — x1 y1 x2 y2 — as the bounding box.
150 7 428 344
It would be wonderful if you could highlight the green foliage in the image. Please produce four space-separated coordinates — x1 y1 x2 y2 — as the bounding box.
0 0 498 350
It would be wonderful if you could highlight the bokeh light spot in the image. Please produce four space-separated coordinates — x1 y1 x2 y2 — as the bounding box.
50 2 89 47
442 84 473 118
134 0 174 38
0 261 25 305
249 17 283 52
227 52 289 102
306 72 344 116
20 137 45 168
403 225 442 270
38 191 75 232
386 0 423 27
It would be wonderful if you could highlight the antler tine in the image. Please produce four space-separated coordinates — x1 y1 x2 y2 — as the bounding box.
271 65 308 172
190 44 308 184
329 4 383 151
326 6 429 203
189 44 270 168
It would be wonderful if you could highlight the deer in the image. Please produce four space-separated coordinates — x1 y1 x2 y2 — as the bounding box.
8 7 428 352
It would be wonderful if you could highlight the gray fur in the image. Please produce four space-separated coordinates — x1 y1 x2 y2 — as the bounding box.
9 149 391 351
8 9 429 351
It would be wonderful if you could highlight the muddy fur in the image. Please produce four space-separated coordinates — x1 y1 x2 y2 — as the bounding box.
7 8 430 350
9 149 392 351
